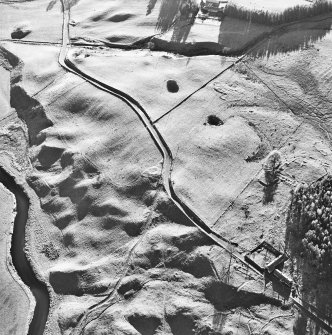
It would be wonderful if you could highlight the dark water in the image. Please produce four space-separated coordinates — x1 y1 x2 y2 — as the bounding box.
0 167 49 335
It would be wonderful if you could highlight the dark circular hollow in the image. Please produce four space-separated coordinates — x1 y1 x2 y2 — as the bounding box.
11 27 31 39
167 80 179 93
206 115 223 126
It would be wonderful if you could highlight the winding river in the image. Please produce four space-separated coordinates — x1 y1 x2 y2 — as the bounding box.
0 167 49 335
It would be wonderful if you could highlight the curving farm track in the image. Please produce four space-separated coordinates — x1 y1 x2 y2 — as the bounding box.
59 3 263 273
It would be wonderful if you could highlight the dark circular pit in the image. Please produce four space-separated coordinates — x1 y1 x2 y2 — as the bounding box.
167 80 179 93
206 115 223 126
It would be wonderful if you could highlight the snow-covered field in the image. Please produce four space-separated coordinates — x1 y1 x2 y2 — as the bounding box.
1 0 332 334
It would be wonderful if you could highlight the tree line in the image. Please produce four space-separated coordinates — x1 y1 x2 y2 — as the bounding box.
224 0 332 26
289 176 332 275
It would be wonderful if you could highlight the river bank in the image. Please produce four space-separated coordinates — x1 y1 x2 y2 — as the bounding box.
0 165 49 335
